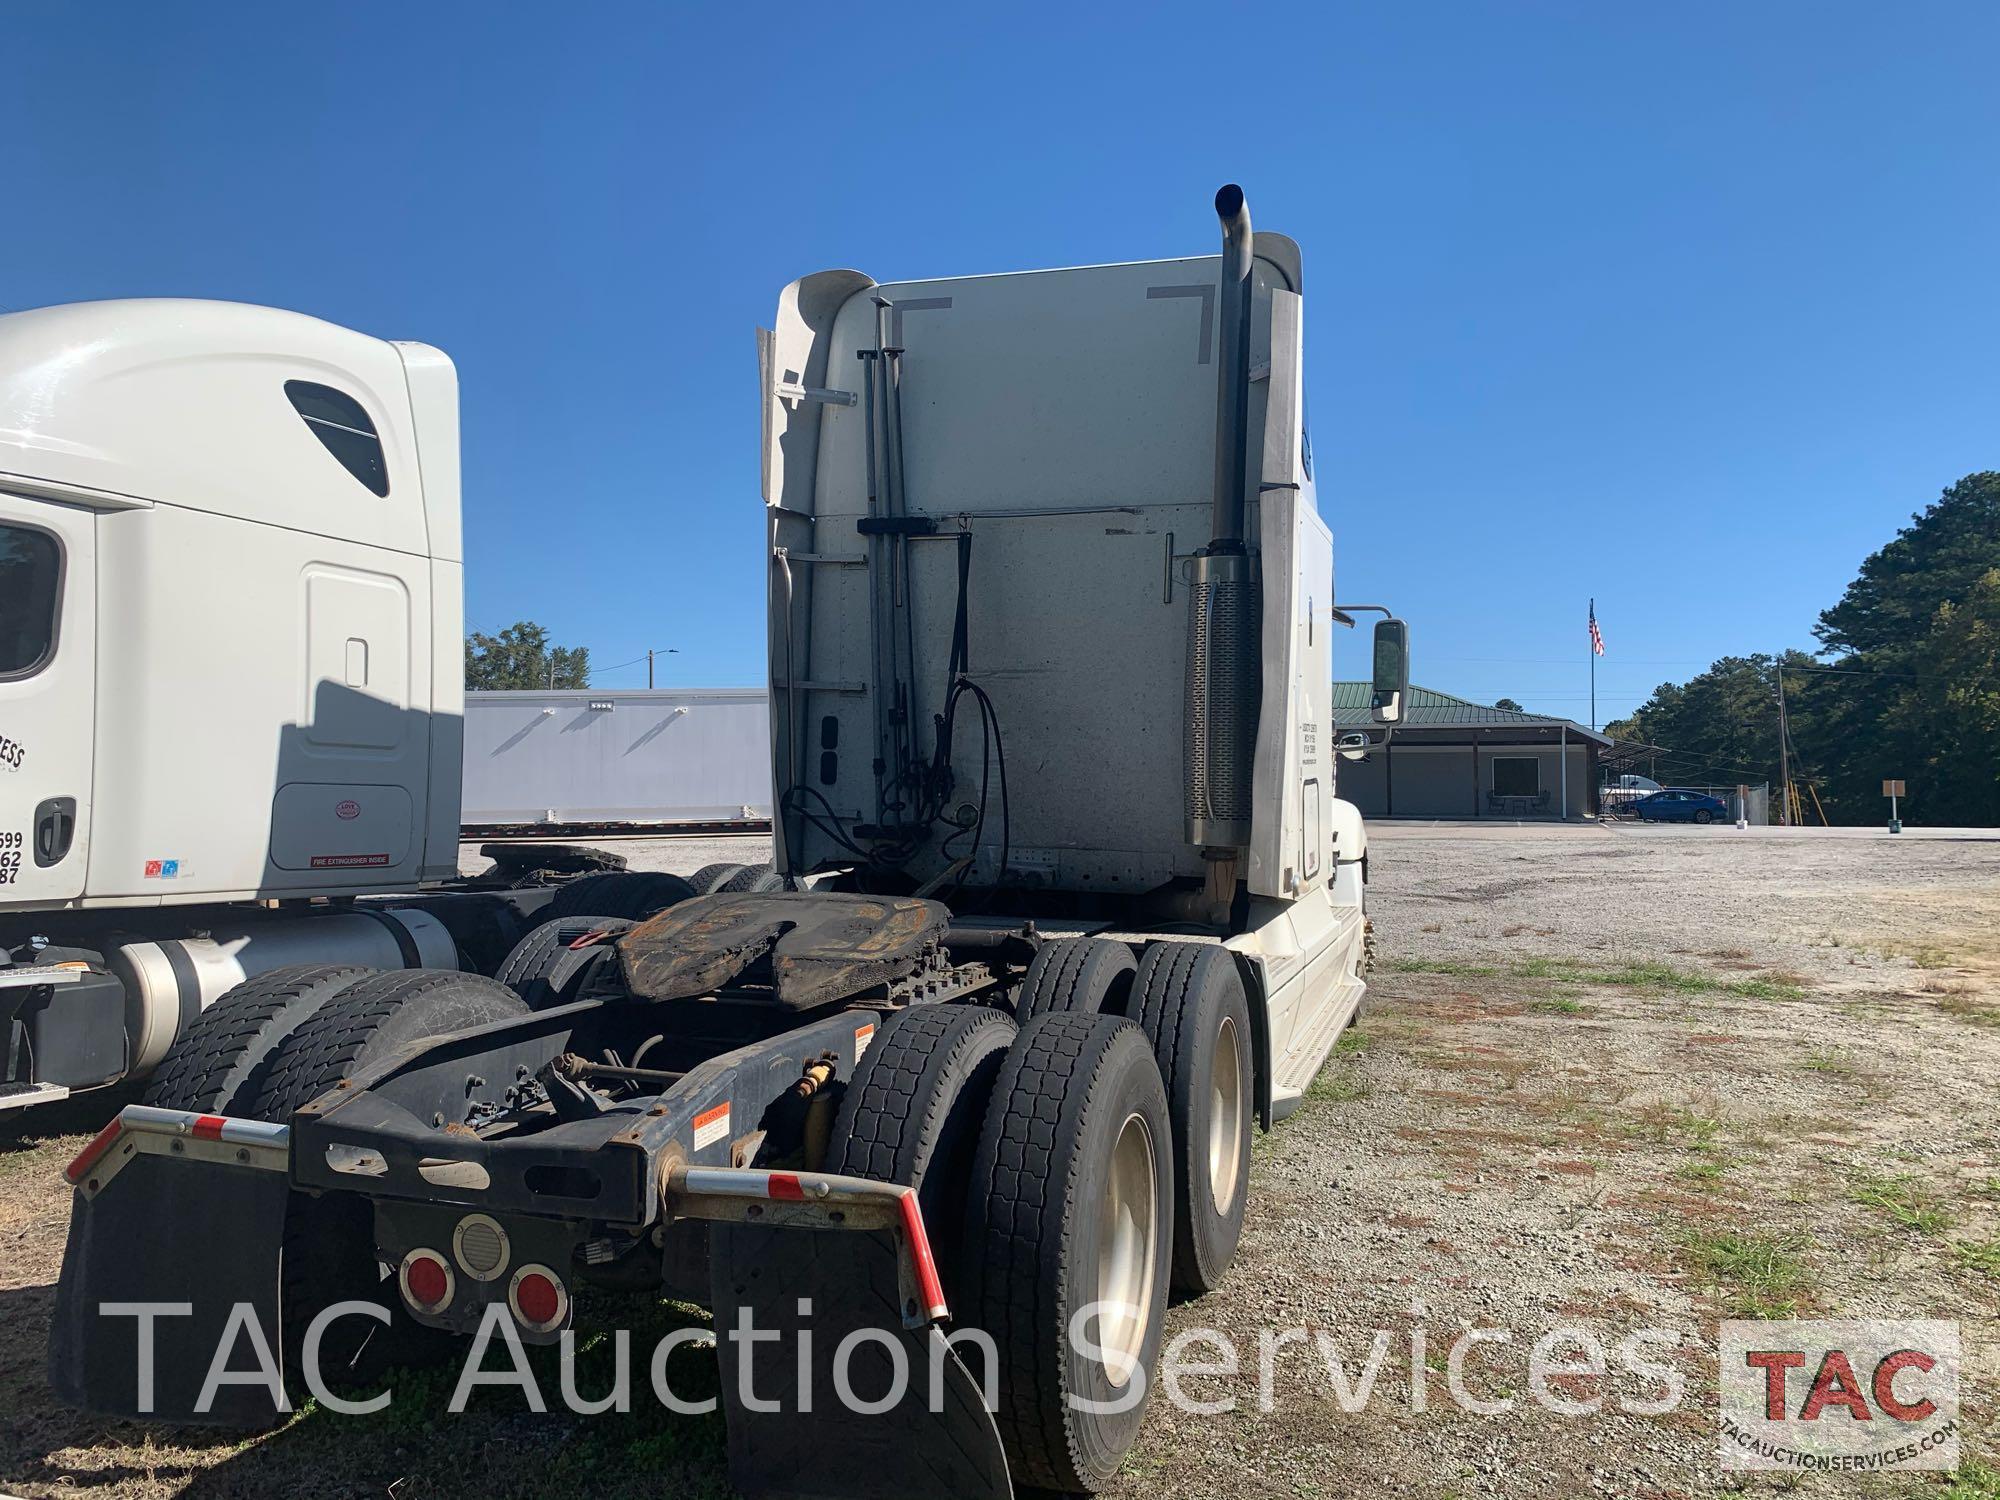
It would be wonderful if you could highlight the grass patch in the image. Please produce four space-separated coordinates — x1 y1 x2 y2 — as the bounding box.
1850 1173 1954 1236
1309 1070 1373 1103
1508 956 1803 1000
1939 1460 2000 1500
1333 1029 1368 1055
1676 1156 1730 1184
1802 1049 1855 1076
1682 1228 1813 1318
1937 995 2000 1029
1385 958 1498 977
1724 976 1806 1001
1529 997 1589 1017
1951 1238 2000 1279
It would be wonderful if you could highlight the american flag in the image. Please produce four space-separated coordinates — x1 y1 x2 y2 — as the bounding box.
1588 600 1606 657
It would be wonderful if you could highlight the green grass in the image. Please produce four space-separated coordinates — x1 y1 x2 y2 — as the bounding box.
1802 1049 1855 1076
1939 1460 2000 1500
1309 1070 1373 1104
1682 1228 1813 1318
1724 976 1807 1001
1333 1029 1368 1055
1676 1157 1730 1184
1389 952 1807 1000
1850 1173 1955 1236
1951 1238 2000 1279
1529 996 1588 1016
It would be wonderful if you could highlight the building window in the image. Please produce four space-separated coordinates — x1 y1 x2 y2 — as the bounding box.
0 522 61 679
1491 756 1540 798
285 380 390 496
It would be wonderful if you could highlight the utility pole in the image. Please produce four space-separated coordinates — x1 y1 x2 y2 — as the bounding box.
647 649 654 690
1775 662 1790 826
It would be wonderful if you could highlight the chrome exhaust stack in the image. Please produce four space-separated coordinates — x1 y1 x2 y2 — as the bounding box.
1183 184 1262 851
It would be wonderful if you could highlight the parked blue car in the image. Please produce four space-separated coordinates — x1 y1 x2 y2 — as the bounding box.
1630 789 1730 824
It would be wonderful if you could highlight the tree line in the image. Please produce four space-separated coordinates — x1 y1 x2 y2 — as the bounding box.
464 621 591 690
1605 471 2000 826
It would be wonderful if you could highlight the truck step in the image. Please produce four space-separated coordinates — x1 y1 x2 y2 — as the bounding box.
1270 945 1366 1120
0 1081 73 1111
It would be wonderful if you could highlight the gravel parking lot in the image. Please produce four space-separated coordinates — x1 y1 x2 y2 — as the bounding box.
3 822 1996 1497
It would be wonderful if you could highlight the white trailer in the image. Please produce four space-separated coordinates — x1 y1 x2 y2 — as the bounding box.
0 299 470 1105
461 687 772 831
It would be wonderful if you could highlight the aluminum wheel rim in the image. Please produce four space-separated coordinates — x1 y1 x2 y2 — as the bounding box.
1095 1110 1158 1389
1209 1015 1245 1215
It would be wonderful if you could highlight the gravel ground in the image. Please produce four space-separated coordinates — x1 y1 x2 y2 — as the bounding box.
3 823 1996 1497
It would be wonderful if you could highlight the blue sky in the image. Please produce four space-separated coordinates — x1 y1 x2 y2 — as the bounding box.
8 2 1997 727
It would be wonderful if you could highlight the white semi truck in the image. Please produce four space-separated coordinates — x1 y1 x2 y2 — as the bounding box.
0 300 484 1107
0 302 697 1108
47 186 1407 1499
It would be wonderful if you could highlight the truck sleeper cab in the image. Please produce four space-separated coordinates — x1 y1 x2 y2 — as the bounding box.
0 299 469 1105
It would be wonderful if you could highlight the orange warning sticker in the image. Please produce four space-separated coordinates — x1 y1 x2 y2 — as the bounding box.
692 1102 730 1150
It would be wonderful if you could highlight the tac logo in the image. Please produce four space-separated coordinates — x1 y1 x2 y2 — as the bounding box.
335 800 361 821
1720 1319 1959 1472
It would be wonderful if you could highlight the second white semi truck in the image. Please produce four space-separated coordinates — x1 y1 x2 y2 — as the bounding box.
47 184 1406 1500
0 310 731 1107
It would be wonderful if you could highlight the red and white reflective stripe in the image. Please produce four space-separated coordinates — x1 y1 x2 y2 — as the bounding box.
669 1165 951 1325
64 1117 127 1185
63 1104 291 1185
896 1190 950 1324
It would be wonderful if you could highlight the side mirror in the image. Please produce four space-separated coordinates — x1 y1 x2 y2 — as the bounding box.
1371 618 1410 724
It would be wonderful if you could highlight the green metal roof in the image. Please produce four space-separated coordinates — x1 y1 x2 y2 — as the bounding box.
1329 683 1611 745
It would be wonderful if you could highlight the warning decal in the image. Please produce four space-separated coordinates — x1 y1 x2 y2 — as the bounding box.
310 853 391 868
692 1103 731 1150
854 1022 876 1060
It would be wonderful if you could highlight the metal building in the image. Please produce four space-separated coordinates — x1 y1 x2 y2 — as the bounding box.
1331 684 1608 820
462 689 771 832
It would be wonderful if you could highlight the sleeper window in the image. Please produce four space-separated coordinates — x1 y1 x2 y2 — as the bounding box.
0 523 61 678
286 380 390 497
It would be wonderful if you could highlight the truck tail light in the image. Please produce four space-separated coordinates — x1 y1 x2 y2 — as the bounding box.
508 1263 567 1332
399 1248 455 1312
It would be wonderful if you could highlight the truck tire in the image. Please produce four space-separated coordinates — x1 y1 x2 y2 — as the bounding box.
542 919 634 1006
826 1004 1016 1301
247 969 532 1398
687 862 747 894
1016 935 1137 1022
495 914 630 1009
716 863 784 894
139 963 377 1117
541 870 696 923
250 968 532 1122
1129 941 1253 1296
960 1011 1172 1494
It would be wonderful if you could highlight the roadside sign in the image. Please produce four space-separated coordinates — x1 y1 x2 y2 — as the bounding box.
1882 779 1906 797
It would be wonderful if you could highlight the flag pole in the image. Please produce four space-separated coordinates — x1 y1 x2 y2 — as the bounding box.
1589 597 1596 732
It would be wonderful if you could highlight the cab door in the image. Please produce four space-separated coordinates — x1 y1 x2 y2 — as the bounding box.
0 495 94 906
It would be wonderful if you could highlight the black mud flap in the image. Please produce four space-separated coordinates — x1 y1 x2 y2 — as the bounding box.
712 1224 1010 1500
48 1155 291 1427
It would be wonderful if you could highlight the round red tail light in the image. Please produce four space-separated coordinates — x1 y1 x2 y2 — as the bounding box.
508 1264 567 1332
400 1248 455 1312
